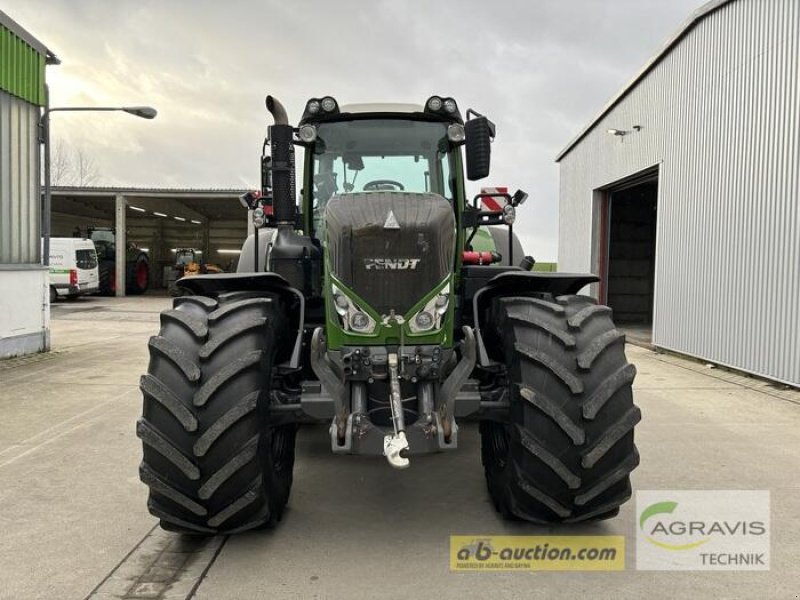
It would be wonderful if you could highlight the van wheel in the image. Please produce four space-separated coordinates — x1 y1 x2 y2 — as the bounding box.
49 287 57 303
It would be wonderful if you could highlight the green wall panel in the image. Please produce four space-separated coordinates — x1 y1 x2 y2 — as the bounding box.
0 25 45 106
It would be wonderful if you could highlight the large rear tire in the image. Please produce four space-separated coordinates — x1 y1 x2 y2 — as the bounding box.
126 252 150 295
97 261 113 295
480 294 640 523
138 292 296 534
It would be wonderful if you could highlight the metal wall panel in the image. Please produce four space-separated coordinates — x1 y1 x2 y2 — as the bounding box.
0 22 46 105
0 89 40 265
558 0 800 386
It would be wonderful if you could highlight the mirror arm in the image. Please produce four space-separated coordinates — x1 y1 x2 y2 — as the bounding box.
465 225 480 251
466 108 496 138
472 192 511 209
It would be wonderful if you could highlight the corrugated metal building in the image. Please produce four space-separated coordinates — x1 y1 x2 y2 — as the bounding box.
0 11 56 357
556 0 799 387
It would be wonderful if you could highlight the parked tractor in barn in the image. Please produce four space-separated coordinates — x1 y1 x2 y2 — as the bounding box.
88 227 150 295
138 95 640 534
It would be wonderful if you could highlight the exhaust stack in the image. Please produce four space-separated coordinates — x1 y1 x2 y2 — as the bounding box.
265 95 295 224
266 95 289 125
262 95 322 296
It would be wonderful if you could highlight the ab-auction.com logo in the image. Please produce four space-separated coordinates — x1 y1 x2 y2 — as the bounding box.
636 491 770 571
450 536 624 571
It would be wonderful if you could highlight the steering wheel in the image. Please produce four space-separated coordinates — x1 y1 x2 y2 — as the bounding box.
363 179 405 191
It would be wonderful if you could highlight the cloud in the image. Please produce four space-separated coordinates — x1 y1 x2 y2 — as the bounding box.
6 0 703 260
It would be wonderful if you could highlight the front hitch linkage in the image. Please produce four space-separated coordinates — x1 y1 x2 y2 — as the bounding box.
383 352 410 469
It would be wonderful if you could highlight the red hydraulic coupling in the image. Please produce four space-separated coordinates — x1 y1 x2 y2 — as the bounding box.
462 251 501 265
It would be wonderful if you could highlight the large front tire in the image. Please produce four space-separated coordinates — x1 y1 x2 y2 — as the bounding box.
138 292 296 534
480 294 640 523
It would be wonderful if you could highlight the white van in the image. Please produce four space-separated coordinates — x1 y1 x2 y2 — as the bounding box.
48 238 100 302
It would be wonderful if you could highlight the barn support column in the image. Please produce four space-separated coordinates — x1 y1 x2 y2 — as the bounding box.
202 221 210 264
115 194 127 297
151 216 163 290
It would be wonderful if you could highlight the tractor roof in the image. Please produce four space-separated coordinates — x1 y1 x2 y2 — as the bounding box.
299 97 465 125
338 103 424 114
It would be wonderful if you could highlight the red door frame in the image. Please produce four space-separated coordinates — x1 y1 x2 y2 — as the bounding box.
597 192 610 304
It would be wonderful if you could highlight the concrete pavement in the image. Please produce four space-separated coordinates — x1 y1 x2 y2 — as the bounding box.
0 295 798 599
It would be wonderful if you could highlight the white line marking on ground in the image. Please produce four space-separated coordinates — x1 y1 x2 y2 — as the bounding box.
0 387 138 468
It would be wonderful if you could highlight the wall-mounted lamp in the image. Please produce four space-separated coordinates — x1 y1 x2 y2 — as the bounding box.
607 125 643 136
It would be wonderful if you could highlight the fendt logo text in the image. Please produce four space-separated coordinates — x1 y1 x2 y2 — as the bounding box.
364 258 421 270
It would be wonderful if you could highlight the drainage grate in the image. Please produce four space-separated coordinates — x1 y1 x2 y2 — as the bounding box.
0 351 63 370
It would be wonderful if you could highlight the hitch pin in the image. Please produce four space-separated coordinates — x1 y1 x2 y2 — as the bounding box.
384 352 410 469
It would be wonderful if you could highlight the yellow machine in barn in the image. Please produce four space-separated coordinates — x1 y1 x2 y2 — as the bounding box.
168 248 224 296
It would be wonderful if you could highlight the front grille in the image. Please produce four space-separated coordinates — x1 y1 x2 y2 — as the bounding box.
325 192 455 315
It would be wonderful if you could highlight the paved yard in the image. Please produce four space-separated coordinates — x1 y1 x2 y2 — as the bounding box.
0 295 798 599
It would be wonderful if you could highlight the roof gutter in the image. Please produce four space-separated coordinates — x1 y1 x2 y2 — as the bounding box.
0 9 58 63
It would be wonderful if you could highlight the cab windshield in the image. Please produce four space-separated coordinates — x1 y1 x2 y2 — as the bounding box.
311 119 454 213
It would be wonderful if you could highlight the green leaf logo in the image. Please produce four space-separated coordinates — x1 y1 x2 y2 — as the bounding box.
640 501 710 551
640 501 678 529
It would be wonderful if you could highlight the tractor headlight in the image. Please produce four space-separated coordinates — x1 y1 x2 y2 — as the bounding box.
332 290 350 316
427 96 443 112
447 123 465 143
306 99 321 115
331 283 377 334
424 95 462 122
502 204 516 225
414 311 434 331
321 96 337 112
298 124 317 143
350 311 371 331
252 207 265 228
408 280 451 333
435 292 449 313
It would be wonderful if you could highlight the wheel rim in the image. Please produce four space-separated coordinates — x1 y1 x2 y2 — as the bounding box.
486 422 510 470
271 427 292 474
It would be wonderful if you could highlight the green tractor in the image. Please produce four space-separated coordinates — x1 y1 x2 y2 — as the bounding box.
138 95 640 534
88 227 150 295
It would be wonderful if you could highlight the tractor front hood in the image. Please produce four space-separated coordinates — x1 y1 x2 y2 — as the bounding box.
325 191 455 317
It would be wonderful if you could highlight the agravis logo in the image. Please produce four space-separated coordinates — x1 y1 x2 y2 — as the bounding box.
636 491 770 571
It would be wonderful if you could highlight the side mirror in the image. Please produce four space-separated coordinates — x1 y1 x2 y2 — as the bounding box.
464 112 495 181
511 189 528 206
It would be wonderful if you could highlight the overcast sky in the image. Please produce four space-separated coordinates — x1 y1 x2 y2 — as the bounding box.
6 0 704 260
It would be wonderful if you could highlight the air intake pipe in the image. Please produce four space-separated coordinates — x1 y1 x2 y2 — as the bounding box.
265 95 295 225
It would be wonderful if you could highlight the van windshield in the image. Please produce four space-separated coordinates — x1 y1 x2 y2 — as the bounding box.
76 249 98 270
